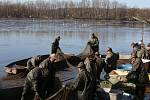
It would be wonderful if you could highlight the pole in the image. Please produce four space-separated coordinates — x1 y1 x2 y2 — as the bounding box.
132 17 146 43
141 24 144 42
141 23 144 43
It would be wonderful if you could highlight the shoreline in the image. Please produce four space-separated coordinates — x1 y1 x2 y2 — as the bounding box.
0 17 133 21
0 18 141 25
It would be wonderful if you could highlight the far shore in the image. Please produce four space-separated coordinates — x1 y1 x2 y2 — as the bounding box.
0 18 142 24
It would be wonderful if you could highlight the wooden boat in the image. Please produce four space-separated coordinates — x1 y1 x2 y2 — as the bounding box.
0 54 131 100
4 53 81 74
0 53 80 100
0 67 77 100
117 55 130 65
2 54 149 100
4 54 130 75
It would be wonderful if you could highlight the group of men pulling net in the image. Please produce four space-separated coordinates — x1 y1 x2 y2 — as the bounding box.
46 34 150 100
44 33 119 100
1 26 150 100
19 35 78 100
45 33 98 100
18 33 121 100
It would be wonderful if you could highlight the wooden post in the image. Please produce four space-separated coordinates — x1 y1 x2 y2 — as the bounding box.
141 23 144 43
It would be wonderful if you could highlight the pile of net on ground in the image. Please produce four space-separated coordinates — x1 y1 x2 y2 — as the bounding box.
46 86 77 100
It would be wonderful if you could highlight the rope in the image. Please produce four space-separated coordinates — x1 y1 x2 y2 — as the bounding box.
46 86 76 100
46 87 65 100
57 49 75 68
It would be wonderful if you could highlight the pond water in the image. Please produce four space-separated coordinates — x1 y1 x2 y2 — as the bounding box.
0 19 150 76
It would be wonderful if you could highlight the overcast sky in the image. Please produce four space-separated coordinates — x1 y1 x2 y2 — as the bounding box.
110 0 150 8
1 0 150 8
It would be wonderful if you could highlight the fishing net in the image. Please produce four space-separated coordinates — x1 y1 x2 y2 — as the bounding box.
112 82 136 95
56 49 76 68
46 86 77 100
77 43 94 59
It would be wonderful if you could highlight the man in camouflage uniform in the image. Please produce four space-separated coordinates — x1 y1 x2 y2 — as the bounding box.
21 54 57 100
146 43 150 72
67 62 95 100
104 47 118 73
26 55 42 71
51 36 61 54
136 43 149 59
130 53 147 99
94 52 105 80
84 54 97 81
131 53 143 72
88 33 99 54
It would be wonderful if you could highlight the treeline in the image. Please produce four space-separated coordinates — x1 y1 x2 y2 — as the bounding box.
0 0 150 20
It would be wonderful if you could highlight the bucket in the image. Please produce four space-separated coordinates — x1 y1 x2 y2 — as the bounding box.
109 89 123 100
109 92 122 100
101 88 123 100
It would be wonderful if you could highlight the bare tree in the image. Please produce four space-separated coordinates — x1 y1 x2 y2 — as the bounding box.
0 0 149 20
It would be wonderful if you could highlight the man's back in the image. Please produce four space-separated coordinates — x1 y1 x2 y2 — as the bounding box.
105 52 118 69
51 37 60 54
132 58 143 72
73 69 95 100
27 56 42 71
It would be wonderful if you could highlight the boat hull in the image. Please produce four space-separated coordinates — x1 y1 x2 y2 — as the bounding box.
4 54 80 74
0 54 131 100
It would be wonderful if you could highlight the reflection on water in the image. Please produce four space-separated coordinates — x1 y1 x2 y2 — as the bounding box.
0 20 150 70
